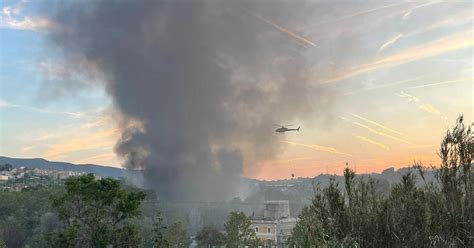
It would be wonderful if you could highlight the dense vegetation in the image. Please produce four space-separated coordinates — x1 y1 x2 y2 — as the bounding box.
289 116 473 247
0 176 260 247
0 175 257 247
0 176 196 247
46 174 146 247
0 186 63 247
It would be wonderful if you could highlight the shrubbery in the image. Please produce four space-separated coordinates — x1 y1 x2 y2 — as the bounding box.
289 116 473 247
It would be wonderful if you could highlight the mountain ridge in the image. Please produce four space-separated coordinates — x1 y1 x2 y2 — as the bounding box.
0 156 128 178
0 156 433 185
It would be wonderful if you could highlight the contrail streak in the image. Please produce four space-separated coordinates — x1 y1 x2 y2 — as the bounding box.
404 11 473 38
353 122 414 145
378 33 403 52
266 156 317 165
281 141 352 157
355 135 390 150
406 78 472 89
343 75 429 95
402 1 442 20
0 99 86 118
300 2 407 32
244 9 316 47
351 114 407 137
397 91 420 102
283 157 316 163
419 103 440 114
323 30 473 84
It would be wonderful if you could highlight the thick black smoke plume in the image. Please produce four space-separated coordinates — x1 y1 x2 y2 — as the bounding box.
46 0 333 201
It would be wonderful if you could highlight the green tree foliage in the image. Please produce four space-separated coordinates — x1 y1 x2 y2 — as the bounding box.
0 186 62 247
151 209 169 248
224 212 261 248
195 226 225 248
289 115 473 247
287 205 324 247
164 221 191 248
150 210 191 248
47 174 146 247
436 115 473 245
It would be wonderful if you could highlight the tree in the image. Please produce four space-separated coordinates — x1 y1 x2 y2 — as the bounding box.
150 209 190 248
287 205 324 247
195 226 225 248
435 115 473 246
384 173 430 246
47 174 146 247
288 115 473 247
0 186 61 248
164 221 191 248
224 212 260 248
151 209 169 248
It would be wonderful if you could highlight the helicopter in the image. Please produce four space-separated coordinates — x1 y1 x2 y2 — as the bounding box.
274 124 300 133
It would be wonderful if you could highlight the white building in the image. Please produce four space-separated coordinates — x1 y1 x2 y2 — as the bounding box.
250 200 297 248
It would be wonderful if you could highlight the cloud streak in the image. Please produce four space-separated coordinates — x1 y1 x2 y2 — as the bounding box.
0 99 86 118
353 122 414 145
44 129 119 160
245 9 316 47
281 141 352 157
351 114 407 137
354 135 390 150
343 75 429 95
1 5 57 31
406 78 472 89
419 103 440 114
401 1 443 20
323 30 474 83
300 2 407 32
397 91 420 102
378 33 403 52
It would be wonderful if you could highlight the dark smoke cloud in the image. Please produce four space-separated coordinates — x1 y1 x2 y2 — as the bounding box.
45 0 334 201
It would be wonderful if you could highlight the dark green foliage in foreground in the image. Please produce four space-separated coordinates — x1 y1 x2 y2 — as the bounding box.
289 115 473 247
163 221 191 248
148 208 191 248
0 186 62 248
224 212 261 248
195 212 260 248
151 209 169 248
195 226 226 248
0 175 192 248
47 174 146 247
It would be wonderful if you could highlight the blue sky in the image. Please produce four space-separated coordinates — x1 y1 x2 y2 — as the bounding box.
1 0 116 166
0 0 472 179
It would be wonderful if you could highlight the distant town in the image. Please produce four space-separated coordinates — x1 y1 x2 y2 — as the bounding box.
0 163 92 192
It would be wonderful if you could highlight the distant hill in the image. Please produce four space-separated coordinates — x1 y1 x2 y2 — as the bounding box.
0 156 435 188
0 156 129 178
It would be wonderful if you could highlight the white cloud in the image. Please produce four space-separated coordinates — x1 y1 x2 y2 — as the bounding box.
1 4 58 31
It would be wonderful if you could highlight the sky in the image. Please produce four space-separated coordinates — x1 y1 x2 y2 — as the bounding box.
0 0 472 180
